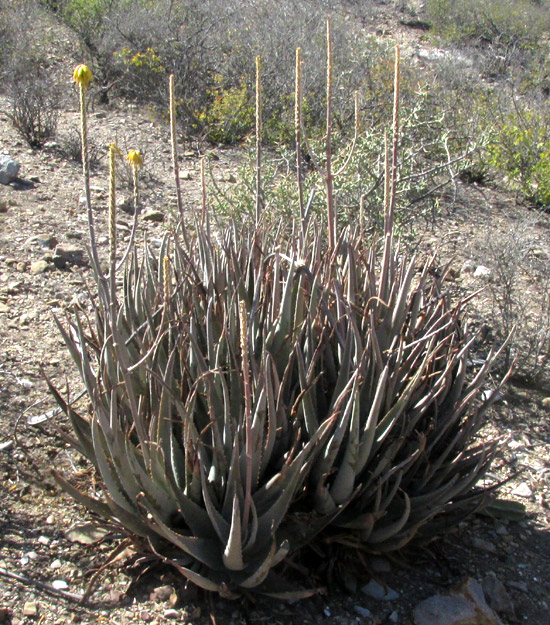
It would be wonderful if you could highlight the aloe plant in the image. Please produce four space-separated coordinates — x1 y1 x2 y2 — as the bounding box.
48 50 507 598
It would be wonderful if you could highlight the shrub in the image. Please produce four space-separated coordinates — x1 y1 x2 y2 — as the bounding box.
476 213 550 380
488 103 550 207
8 75 60 148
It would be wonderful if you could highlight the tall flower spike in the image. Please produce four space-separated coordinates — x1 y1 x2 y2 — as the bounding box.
73 64 93 89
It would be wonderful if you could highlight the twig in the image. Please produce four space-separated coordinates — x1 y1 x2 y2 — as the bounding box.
0 567 85 604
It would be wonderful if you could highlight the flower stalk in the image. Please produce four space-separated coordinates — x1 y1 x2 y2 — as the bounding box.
255 55 262 226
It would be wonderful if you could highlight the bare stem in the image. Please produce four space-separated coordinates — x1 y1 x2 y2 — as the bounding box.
108 144 117 269
108 143 117 312
115 162 140 272
255 55 262 226
389 45 400 233
325 16 336 251
169 75 189 246
295 47 304 235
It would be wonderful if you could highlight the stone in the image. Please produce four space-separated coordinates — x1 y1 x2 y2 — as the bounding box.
52 580 68 590
482 574 515 616
25 234 59 250
471 537 497 555
413 578 503 625
142 210 164 222
0 200 8 213
163 609 179 619
66 523 109 545
473 265 492 279
461 260 476 274
0 155 20 184
150 585 174 603
362 579 399 601
117 196 134 214
223 173 237 183
354 606 372 618
180 170 193 180
512 482 533 498
30 260 50 275
22 602 38 617
541 397 550 409
52 245 87 269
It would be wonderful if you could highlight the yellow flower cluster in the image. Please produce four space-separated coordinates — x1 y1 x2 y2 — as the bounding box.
73 64 93 88
127 150 143 167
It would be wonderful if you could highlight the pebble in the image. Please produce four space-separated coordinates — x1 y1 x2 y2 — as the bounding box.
482 573 515 615
22 602 38 617
507 581 528 593
473 265 492 279
30 260 50 275
50 559 62 569
413 578 503 625
180 170 193 180
37 536 50 545
512 482 533 498
52 580 68 590
25 234 58 249
354 606 372 618
163 609 179 619
142 210 164 222
362 579 400 601
472 537 497 554
150 585 174 602
53 245 87 268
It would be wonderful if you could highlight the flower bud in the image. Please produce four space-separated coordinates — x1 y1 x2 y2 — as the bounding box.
127 150 143 167
73 64 93 88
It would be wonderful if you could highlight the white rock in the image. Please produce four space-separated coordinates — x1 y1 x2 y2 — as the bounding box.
473 265 492 279
512 482 533 498
0 155 20 184
52 580 68 590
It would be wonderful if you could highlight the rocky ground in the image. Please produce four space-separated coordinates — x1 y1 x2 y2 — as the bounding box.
2 4 550 625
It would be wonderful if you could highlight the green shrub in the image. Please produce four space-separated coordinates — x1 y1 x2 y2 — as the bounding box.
488 105 550 206
426 0 550 49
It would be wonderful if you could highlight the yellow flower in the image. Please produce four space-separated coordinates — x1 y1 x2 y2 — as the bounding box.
73 64 93 88
127 150 143 167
